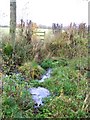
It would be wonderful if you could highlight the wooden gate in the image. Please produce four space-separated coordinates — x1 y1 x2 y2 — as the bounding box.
32 31 45 40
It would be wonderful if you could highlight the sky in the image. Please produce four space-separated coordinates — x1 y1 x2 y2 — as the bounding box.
0 0 88 26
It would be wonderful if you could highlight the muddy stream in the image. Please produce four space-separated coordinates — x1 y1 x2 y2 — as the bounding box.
28 68 52 108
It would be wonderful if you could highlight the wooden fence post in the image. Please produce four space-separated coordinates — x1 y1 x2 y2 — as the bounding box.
10 0 16 50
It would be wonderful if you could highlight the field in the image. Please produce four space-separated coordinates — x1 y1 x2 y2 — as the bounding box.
0 27 9 35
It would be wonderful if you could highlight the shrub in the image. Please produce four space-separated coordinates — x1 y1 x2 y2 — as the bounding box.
2 42 16 75
18 61 45 79
14 36 34 64
41 58 68 69
40 59 53 69
2 43 13 57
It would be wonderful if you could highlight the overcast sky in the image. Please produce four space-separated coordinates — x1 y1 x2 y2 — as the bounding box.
0 0 88 26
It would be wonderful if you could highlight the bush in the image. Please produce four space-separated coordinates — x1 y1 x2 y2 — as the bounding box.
40 59 53 69
2 43 13 57
14 36 34 64
18 61 45 79
2 42 15 75
41 58 68 69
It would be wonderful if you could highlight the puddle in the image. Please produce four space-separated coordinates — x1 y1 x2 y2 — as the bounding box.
28 87 50 108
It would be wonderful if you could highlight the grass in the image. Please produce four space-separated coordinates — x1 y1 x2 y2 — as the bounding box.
2 56 89 118
24 56 88 118
1 26 89 118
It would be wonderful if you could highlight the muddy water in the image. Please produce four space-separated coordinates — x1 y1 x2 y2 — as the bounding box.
28 68 52 108
39 68 52 83
28 87 50 108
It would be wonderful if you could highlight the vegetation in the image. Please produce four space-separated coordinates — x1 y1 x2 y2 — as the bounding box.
1 23 89 119
18 61 45 79
2 74 34 118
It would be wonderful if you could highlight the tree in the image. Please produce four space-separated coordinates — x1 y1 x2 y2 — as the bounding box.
10 0 16 50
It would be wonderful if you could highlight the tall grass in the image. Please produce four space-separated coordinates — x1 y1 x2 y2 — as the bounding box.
1 25 88 77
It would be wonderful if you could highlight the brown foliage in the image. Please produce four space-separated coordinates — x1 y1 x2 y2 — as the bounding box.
78 23 86 38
